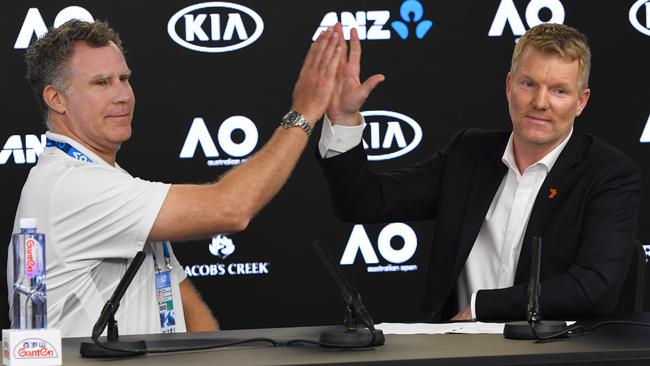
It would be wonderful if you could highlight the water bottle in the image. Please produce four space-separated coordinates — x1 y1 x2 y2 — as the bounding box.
12 217 47 329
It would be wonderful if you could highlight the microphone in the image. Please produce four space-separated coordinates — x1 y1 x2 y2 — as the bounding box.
503 236 568 339
80 251 147 357
313 241 385 347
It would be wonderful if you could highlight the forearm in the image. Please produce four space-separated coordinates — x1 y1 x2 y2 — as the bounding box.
152 126 309 241
180 279 219 332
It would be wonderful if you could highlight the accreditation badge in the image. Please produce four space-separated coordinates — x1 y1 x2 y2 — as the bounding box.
155 270 176 333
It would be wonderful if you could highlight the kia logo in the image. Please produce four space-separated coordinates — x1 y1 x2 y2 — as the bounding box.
361 110 423 161
629 0 650 36
168 2 264 53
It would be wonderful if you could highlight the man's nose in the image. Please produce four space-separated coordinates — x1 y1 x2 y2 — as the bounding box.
112 82 133 103
532 88 550 110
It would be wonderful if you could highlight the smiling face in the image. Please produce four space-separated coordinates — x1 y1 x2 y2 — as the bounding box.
51 40 135 159
506 46 590 156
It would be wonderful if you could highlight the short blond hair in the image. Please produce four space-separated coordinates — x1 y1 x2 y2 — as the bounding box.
510 23 591 91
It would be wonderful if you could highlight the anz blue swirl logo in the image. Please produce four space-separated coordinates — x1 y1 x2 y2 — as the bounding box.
312 0 433 41
391 0 434 40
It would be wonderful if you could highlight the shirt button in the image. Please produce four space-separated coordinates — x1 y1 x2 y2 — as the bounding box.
500 267 508 272
336 137 343 143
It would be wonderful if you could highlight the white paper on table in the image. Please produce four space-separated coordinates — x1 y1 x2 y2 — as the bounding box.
376 321 574 335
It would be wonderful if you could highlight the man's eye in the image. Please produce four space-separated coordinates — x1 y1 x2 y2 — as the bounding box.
95 79 108 85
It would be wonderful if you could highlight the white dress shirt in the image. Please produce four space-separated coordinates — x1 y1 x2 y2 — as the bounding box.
319 117 573 320
457 129 572 319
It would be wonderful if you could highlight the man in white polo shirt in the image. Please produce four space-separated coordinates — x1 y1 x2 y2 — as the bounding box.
8 19 344 337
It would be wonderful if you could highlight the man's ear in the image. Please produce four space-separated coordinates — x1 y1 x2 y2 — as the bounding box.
505 73 512 102
575 88 591 117
43 85 66 114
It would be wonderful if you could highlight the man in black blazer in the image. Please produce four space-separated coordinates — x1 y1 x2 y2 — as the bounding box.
317 23 642 322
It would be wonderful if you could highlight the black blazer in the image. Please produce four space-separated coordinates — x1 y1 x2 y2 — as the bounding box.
318 128 642 321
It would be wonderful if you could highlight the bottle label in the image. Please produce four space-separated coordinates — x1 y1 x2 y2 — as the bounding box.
25 238 38 279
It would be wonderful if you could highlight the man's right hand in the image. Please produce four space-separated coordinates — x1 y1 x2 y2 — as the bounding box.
291 26 344 126
326 24 385 126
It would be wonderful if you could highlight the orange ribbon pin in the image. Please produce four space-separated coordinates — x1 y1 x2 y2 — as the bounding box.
548 188 558 199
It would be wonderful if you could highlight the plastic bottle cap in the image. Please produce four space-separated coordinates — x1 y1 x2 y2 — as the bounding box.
19 218 38 229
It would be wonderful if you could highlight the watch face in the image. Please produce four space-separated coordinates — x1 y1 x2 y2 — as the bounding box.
283 111 299 124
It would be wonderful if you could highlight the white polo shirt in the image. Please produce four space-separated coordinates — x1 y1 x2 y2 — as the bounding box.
7 131 187 337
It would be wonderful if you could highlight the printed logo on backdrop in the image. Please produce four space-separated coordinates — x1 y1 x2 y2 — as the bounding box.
488 0 565 40
185 235 270 277
340 223 418 273
168 2 264 53
639 114 650 143
15 7 94 49
312 0 433 41
630 0 650 36
0 134 46 165
179 116 259 166
361 110 422 161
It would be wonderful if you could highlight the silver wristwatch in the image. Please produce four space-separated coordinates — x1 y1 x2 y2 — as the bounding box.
280 111 312 136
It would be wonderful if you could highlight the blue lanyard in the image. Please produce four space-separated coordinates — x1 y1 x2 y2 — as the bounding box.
152 241 172 271
46 138 94 163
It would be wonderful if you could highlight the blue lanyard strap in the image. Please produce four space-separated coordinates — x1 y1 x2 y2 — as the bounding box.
152 241 173 271
46 138 93 163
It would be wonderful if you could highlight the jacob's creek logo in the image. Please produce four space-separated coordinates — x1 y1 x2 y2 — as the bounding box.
168 2 264 53
488 0 565 39
341 223 418 273
312 0 433 41
361 110 422 161
630 0 650 36
14 338 57 359
1 134 46 165
15 7 94 49
184 235 270 277
179 116 259 166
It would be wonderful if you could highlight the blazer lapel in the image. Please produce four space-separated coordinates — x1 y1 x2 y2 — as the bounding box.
514 134 585 282
456 141 507 269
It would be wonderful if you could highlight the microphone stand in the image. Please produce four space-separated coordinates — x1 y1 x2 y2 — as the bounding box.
80 251 147 357
503 237 568 339
313 241 385 347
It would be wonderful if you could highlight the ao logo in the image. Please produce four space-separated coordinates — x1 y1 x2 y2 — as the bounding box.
15 7 94 49
340 223 417 265
639 114 650 143
180 116 259 158
168 2 264 53
629 0 650 36
488 0 564 37
361 110 422 161
0 135 46 165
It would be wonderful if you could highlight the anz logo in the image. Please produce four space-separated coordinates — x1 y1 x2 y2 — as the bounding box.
312 0 433 41
168 2 264 53
14 6 94 49
361 110 422 161
1 134 46 165
488 0 565 38
629 0 650 36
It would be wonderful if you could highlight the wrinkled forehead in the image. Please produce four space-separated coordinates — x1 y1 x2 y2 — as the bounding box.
66 41 129 78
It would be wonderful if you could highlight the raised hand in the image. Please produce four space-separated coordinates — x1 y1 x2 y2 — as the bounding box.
291 27 344 126
327 23 385 126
